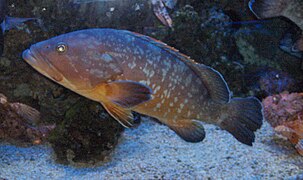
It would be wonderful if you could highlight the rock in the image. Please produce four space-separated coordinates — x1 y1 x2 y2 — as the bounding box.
48 99 123 166
263 92 303 156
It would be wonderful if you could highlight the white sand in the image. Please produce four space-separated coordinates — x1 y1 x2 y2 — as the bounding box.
0 118 302 179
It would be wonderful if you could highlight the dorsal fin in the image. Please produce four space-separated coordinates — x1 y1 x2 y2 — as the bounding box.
124 31 230 103
191 64 230 103
123 30 196 64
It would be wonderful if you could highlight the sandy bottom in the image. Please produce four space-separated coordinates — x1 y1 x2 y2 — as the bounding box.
0 118 303 179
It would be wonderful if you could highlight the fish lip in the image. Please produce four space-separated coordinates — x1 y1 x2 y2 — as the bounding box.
22 48 35 64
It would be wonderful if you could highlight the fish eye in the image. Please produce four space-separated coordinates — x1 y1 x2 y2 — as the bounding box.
56 43 68 54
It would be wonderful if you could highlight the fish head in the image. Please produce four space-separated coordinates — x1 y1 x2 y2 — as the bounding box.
22 30 108 90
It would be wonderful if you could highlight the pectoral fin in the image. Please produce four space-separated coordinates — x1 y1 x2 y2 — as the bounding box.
167 119 206 143
103 80 152 108
101 101 134 128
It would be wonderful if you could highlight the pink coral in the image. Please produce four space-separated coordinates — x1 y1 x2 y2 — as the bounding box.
0 93 55 145
263 92 303 155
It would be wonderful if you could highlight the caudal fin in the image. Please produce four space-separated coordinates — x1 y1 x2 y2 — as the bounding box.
218 97 263 146
248 0 288 19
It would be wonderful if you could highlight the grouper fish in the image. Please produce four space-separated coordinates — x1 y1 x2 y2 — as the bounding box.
22 28 263 146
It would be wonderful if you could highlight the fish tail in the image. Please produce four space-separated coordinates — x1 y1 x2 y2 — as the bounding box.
218 97 263 146
248 0 289 19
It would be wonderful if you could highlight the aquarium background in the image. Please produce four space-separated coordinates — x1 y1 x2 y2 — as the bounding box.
0 0 302 179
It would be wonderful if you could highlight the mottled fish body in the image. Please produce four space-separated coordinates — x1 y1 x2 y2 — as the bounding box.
23 28 263 146
249 0 303 54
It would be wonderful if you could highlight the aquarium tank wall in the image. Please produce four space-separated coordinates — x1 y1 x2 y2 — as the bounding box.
0 0 303 179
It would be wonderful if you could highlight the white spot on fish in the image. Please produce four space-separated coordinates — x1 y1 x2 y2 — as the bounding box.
169 102 174 107
180 103 184 109
154 86 161 94
167 90 171 98
139 80 147 84
185 74 192 87
163 90 168 97
128 61 136 69
149 70 155 78
150 95 155 100
156 103 161 108
101 53 113 62
143 65 150 76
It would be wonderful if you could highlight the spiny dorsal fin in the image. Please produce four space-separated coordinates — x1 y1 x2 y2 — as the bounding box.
123 30 196 64
124 31 230 103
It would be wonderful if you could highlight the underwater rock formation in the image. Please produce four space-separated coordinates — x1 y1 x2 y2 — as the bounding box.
48 99 123 166
263 92 303 156
0 93 55 145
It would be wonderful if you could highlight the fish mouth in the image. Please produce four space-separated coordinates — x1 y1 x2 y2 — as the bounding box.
22 45 64 82
22 49 38 66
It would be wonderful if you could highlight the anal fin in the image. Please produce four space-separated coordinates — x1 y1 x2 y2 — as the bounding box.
102 101 134 128
167 119 206 143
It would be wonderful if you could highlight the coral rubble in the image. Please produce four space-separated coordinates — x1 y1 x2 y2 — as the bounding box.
263 92 303 155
